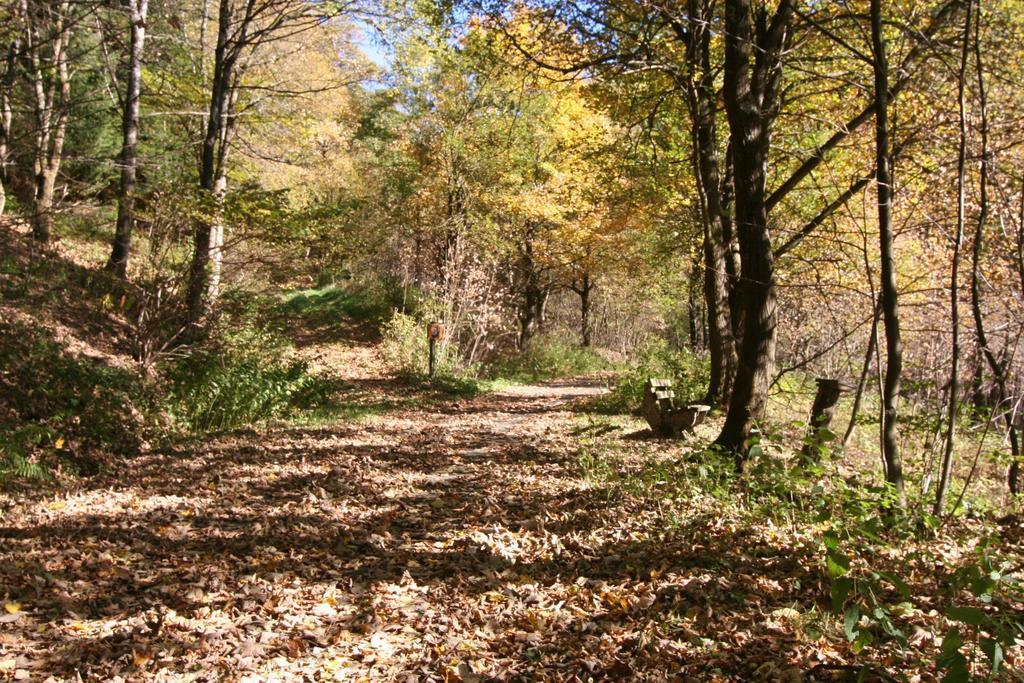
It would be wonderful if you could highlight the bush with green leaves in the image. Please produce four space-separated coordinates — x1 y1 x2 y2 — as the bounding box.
380 311 431 376
590 338 710 414
379 310 466 377
0 320 156 480
278 282 402 327
163 326 325 433
1 425 56 482
493 333 610 381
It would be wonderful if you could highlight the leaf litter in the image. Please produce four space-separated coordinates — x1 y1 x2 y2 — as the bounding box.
0 379 1020 681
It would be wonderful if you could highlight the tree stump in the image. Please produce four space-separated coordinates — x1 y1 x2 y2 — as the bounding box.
801 378 843 462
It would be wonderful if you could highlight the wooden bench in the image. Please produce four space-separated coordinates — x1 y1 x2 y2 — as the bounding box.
641 379 710 437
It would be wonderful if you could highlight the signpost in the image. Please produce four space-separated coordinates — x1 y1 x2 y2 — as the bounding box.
427 321 445 378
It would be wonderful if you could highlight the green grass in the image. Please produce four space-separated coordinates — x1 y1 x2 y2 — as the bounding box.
488 334 611 382
280 283 396 325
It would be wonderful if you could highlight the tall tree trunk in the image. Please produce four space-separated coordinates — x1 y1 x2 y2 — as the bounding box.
519 282 544 350
714 0 793 457
844 300 881 448
576 272 593 347
720 146 743 340
684 0 737 408
870 0 906 505
965 9 1020 494
934 0 973 515
107 0 149 278
517 238 546 350
187 0 235 328
0 28 18 218
23 0 72 243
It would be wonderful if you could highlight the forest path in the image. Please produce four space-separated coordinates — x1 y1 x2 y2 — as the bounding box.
2 375 703 682
0 373 831 681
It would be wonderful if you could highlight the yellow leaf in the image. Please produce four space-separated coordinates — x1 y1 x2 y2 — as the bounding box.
4 602 21 614
132 647 150 668
54 437 64 449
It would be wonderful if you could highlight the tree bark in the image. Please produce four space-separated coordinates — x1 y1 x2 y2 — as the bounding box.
934 0 973 516
802 378 843 463
870 0 906 505
22 0 73 243
0 26 18 218
187 0 236 328
964 8 1020 494
106 0 149 278
684 0 737 408
574 272 593 347
714 0 793 458
517 236 547 350
720 146 743 341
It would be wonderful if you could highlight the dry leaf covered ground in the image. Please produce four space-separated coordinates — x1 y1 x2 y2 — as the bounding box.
0 375 851 682
1 352 1021 681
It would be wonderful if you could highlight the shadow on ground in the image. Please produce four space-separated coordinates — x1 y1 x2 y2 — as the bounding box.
0 377 841 681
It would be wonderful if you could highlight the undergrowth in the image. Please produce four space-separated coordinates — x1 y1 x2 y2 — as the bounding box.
163 325 334 433
589 338 710 414
574 428 1024 679
278 282 399 326
0 319 157 482
489 333 610 381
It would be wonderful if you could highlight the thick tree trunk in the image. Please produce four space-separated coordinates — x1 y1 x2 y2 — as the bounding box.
208 174 227 300
935 0 973 515
519 283 545 350
802 379 843 463
107 0 149 278
517 236 546 350
685 0 737 408
714 0 793 457
870 0 906 505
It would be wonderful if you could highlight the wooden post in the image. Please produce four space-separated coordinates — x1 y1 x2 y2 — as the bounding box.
427 321 444 378
801 378 843 462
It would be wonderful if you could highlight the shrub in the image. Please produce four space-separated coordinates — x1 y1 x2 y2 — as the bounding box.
0 320 155 480
494 333 610 381
279 282 400 326
590 338 709 414
379 311 429 376
163 326 324 433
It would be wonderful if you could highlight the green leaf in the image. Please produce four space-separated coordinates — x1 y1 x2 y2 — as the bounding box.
941 665 970 683
827 550 851 578
938 627 969 680
940 627 962 655
844 605 860 642
831 577 853 613
980 637 1003 675
851 629 873 653
947 606 986 627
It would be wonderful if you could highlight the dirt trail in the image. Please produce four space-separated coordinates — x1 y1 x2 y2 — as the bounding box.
0 379 623 681
1 375 834 681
